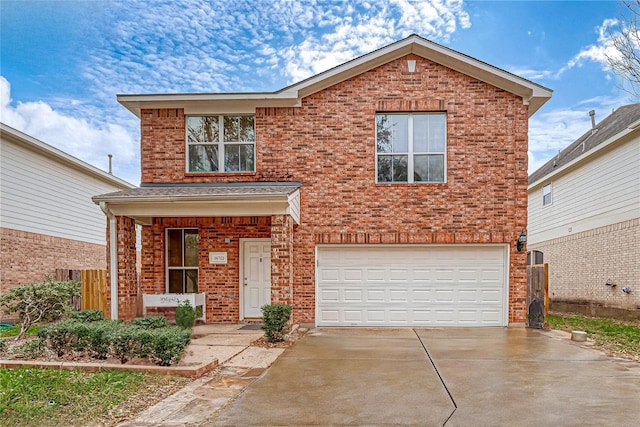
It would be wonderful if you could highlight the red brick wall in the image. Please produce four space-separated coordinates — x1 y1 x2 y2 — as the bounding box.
136 54 530 324
140 217 271 323
1 227 106 291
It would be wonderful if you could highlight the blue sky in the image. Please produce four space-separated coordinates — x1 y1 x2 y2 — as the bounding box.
0 0 633 184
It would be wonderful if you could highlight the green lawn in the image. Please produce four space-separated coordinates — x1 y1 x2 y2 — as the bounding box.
0 325 39 339
547 313 640 360
0 367 190 427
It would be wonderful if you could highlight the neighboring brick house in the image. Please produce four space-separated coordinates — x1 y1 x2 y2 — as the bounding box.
528 104 640 319
94 35 552 326
0 123 135 307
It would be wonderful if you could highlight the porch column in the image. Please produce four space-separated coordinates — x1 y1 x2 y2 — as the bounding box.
106 216 138 319
270 214 293 305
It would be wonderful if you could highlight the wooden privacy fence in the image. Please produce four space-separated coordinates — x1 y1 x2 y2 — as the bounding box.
81 270 108 317
55 269 108 317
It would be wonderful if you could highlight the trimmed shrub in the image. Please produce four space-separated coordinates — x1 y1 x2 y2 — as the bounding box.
38 318 192 366
261 304 292 343
110 326 153 363
70 310 105 323
148 327 191 366
175 301 199 328
130 316 168 329
39 319 78 357
87 320 122 359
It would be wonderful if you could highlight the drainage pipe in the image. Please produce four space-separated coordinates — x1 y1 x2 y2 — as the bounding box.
99 202 118 320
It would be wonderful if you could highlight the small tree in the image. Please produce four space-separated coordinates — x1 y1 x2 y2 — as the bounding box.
261 304 292 343
606 1 640 97
0 277 80 340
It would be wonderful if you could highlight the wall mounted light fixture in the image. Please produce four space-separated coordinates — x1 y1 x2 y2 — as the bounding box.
622 287 632 294
516 231 527 252
605 279 616 287
407 60 416 73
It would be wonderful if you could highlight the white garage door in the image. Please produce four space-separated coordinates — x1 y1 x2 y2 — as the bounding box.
316 245 508 327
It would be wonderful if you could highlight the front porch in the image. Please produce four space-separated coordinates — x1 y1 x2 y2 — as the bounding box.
92 182 300 323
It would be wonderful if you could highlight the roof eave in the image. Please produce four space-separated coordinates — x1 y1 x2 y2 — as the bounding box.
117 35 552 119
1 123 135 189
528 126 639 191
117 92 300 118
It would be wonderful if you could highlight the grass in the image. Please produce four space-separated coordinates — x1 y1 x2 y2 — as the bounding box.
0 325 40 339
0 367 190 427
547 313 640 360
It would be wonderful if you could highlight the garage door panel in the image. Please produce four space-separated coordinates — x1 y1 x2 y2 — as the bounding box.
366 289 386 302
366 269 386 281
320 289 339 302
317 245 507 327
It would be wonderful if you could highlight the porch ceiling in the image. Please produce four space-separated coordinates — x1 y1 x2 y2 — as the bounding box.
93 182 301 225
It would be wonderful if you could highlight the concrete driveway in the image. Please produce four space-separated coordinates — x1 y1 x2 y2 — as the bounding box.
209 328 640 426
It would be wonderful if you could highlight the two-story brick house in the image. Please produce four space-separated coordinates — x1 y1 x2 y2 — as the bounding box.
94 35 552 327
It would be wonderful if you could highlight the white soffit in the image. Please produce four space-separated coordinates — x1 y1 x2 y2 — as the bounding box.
97 189 301 226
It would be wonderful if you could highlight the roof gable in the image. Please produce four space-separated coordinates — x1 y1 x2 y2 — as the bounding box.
118 34 552 118
528 103 640 186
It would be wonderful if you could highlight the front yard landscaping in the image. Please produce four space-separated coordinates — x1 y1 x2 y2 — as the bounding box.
547 312 640 361
0 366 191 427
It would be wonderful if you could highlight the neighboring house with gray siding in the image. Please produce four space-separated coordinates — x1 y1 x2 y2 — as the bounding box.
527 104 640 318
0 123 135 303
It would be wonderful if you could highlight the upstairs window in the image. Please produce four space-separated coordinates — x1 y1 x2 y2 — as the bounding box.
376 113 446 183
542 183 552 206
186 115 255 173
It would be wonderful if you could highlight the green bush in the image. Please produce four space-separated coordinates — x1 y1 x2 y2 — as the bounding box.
70 310 105 323
175 301 199 328
87 320 122 359
38 318 192 366
261 304 292 343
110 326 153 363
39 319 78 357
148 327 191 366
13 338 45 359
130 316 168 329
0 277 80 340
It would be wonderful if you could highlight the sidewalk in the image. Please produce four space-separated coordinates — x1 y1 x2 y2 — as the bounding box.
117 324 289 427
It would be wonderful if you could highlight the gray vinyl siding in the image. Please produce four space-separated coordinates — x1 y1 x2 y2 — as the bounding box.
0 135 131 246
528 136 640 245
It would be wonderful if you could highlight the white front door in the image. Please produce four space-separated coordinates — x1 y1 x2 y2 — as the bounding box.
242 239 271 318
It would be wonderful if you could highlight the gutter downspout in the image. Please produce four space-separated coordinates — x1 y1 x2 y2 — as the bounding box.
99 202 118 320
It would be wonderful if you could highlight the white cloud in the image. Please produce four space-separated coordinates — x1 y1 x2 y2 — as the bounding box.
558 18 620 77
0 76 139 184
277 0 472 82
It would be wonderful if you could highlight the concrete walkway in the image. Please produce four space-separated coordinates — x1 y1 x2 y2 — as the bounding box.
118 324 285 427
207 327 640 427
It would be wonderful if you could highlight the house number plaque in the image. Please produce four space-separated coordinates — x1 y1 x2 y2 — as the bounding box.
209 252 228 264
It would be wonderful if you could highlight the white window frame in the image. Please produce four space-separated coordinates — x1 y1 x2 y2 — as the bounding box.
165 228 199 293
542 183 552 206
375 112 447 183
186 115 255 173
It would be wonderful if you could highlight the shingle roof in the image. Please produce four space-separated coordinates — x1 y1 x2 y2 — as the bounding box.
529 103 640 184
93 182 301 203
